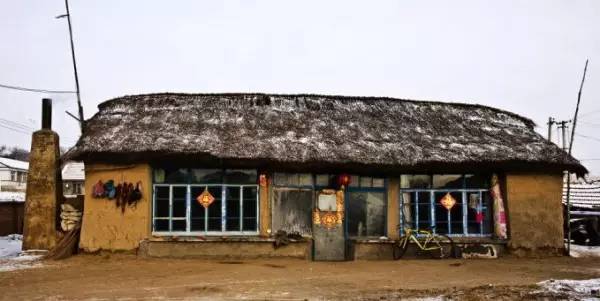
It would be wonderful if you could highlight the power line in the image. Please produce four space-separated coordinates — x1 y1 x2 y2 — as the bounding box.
0 83 76 94
0 118 33 131
576 133 600 143
0 123 30 135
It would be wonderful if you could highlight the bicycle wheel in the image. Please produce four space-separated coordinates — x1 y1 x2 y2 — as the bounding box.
429 234 455 259
393 236 409 260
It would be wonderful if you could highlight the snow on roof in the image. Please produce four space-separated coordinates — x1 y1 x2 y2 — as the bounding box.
65 93 586 175
0 192 25 202
563 176 600 208
0 157 28 171
61 162 85 181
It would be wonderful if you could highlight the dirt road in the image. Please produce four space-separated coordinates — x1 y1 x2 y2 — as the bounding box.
1 255 599 300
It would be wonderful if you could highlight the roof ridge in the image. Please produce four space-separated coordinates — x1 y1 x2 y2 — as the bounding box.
96 92 536 128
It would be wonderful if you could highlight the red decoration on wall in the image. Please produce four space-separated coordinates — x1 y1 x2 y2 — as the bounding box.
259 174 267 187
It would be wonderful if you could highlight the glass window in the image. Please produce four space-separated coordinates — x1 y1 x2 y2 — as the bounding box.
10 171 16 182
164 168 189 183
359 177 372 188
272 188 313 236
315 174 332 187
349 175 360 187
372 178 385 188
191 169 223 184
399 174 492 237
465 174 490 189
152 169 259 235
400 175 431 189
347 192 386 237
224 169 257 184
433 175 463 189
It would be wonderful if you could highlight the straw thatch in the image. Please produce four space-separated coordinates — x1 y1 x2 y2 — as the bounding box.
66 93 586 175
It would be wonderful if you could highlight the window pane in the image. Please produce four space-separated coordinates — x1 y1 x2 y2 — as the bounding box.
191 169 223 184
400 175 431 189
433 175 463 189
416 191 432 230
272 188 312 235
347 192 385 237
224 169 256 184
372 178 385 188
298 174 313 186
349 175 360 187
154 219 169 231
465 174 490 189
172 187 187 218
190 186 207 232
154 186 170 218
243 186 258 231
207 186 222 231
315 174 330 187
273 173 287 186
226 187 241 231
153 169 166 183
434 191 462 234
163 168 189 183
172 220 186 231
360 177 372 188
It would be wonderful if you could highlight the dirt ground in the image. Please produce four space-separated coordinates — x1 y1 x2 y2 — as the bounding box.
1 255 599 300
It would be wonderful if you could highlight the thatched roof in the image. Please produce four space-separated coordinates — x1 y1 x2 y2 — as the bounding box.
67 93 586 175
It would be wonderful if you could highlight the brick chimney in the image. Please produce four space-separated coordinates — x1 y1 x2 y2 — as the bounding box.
22 98 62 250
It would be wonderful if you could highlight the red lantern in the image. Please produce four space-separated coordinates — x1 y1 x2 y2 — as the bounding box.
337 174 351 188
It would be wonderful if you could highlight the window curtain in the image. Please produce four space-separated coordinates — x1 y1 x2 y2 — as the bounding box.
490 174 507 239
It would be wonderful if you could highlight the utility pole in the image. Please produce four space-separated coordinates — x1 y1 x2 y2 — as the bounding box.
57 0 84 133
556 120 571 151
566 59 589 257
547 117 556 141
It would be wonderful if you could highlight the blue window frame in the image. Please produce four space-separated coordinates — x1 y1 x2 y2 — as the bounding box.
399 174 492 237
152 168 259 236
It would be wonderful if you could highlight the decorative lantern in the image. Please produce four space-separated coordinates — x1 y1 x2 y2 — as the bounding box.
196 187 215 208
440 192 457 211
337 173 351 188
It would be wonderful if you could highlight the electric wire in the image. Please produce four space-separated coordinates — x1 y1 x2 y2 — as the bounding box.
0 83 76 94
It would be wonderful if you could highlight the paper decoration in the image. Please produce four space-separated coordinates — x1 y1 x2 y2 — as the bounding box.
490 174 507 239
196 187 215 208
440 192 457 211
321 212 338 229
259 174 267 187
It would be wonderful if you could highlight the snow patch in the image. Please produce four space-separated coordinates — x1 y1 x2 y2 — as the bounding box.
570 245 600 258
0 192 25 203
537 278 600 300
0 234 44 272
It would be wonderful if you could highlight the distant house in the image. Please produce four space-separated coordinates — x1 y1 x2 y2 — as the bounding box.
61 162 85 197
563 176 599 245
0 157 29 192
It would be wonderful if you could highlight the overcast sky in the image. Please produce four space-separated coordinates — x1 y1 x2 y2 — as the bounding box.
1 1 599 174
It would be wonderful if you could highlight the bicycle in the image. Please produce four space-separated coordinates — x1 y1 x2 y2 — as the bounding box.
392 226 455 259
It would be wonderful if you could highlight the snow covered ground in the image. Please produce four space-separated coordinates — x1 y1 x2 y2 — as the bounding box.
570 244 600 258
0 234 43 272
538 278 600 300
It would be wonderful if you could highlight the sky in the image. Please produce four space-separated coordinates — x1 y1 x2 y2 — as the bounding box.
0 1 599 174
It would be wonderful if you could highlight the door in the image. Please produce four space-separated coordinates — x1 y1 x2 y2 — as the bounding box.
312 191 346 261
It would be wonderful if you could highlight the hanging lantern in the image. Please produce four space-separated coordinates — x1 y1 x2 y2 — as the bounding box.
440 192 457 211
337 173 351 188
196 187 215 208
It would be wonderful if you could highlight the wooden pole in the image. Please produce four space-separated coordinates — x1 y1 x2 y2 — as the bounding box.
64 0 85 132
566 59 589 256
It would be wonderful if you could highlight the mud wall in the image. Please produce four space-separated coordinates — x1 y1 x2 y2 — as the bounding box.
79 164 152 251
386 178 400 240
139 240 310 259
505 173 564 255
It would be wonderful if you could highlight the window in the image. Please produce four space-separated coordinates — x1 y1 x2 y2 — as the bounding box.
272 173 313 236
73 182 83 195
10 171 16 182
400 174 492 237
347 191 386 237
152 168 259 235
346 175 386 238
